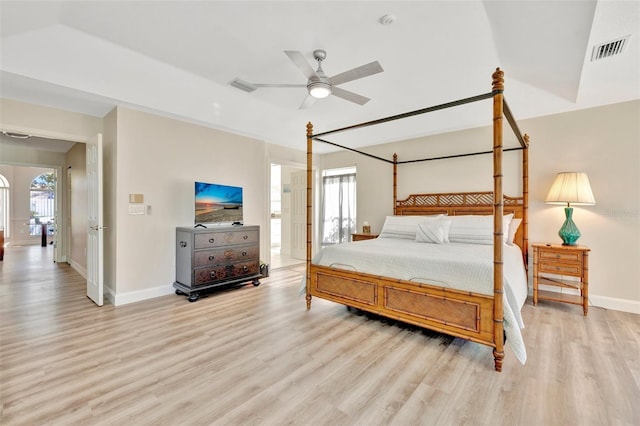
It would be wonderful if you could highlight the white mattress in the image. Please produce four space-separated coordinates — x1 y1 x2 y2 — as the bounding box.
311 238 528 364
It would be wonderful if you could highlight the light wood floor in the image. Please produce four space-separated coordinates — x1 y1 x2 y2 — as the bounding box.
1 245 639 426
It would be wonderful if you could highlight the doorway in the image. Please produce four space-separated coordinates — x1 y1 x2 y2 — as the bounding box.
0 165 61 257
270 163 305 269
0 133 88 281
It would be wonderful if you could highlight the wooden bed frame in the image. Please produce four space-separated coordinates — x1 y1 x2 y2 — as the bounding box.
305 69 530 371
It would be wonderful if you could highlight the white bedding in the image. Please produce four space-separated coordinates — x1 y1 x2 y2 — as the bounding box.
311 238 528 364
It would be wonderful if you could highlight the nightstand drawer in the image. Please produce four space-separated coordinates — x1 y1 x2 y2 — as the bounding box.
538 263 581 276
539 250 581 263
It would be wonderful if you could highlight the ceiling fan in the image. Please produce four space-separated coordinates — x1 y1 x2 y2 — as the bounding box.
230 50 384 109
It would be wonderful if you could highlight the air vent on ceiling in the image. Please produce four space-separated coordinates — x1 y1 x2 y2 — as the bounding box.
229 78 257 93
2 131 31 139
591 35 630 61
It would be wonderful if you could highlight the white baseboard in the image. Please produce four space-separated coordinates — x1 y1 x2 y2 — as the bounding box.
533 285 640 315
105 286 116 305
69 259 87 279
10 240 40 246
589 295 640 315
111 284 175 306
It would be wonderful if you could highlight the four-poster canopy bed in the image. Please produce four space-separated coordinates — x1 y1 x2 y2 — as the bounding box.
305 68 530 372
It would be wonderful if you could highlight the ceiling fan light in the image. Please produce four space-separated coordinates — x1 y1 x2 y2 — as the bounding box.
308 81 332 99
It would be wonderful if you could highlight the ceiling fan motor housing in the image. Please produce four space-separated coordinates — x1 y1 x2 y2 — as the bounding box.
308 50 332 98
313 49 327 61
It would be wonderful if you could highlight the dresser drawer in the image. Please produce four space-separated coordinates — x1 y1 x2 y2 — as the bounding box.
194 260 260 285
194 244 259 267
193 229 259 249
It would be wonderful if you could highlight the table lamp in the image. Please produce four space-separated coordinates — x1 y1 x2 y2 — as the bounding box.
545 172 596 245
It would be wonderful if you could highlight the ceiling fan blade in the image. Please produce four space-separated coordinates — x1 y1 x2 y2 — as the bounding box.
253 83 307 88
328 61 384 86
331 87 370 105
284 50 317 79
299 95 316 110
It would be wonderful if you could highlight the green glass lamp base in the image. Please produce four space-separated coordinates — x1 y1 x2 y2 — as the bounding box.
559 207 581 245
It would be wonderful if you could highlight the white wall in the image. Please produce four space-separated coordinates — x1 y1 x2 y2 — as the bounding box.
1 98 307 306
109 107 271 304
527 100 639 309
320 100 640 313
0 98 103 263
0 98 103 141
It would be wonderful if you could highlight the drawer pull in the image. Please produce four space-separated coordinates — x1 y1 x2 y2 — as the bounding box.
179 241 187 248
556 254 561 259
243 235 248 240
241 250 247 256
209 238 215 244
209 271 217 279
242 265 249 272
208 255 215 261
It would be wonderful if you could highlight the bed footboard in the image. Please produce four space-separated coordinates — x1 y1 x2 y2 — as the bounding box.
308 264 496 349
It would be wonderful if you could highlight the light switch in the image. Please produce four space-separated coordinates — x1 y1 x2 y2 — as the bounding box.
128 204 145 215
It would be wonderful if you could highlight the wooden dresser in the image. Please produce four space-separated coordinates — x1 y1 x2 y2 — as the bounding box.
532 243 590 315
174 225 261 302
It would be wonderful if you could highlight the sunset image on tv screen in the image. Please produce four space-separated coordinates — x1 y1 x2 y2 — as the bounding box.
194 182 243 224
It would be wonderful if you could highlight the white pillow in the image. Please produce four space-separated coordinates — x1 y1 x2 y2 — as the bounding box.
378 215 443 240
506 218 522 246
448 214 513 245
416 217 452 244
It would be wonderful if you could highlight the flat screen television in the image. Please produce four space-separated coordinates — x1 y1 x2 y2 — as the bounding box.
194 182 243 225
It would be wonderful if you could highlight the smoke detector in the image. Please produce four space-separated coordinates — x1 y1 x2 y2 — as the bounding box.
379 14 396 26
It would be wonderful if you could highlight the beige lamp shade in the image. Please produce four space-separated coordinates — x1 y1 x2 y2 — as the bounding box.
545 172 596 206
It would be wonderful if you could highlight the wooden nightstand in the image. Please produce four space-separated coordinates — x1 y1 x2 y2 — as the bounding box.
351 233 379 242
532 243 590 315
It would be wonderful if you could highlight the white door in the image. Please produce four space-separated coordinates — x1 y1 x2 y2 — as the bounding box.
291 170 307 260
86 134 104 306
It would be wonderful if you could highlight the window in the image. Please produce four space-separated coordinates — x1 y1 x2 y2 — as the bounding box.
29 172 56 236
0 174 8 237
321 167 356 246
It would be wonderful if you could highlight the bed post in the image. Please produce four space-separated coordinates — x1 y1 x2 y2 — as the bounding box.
492 68 505 372
306 122 313 310
393 153 398 215
523 134 530 267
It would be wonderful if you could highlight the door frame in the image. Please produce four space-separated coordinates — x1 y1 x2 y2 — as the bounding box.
0 125 100 299
268 159 308 266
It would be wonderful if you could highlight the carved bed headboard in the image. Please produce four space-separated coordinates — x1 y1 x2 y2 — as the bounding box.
395 191 527 255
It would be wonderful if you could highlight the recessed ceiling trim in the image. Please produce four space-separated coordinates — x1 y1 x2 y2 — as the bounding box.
591 35 630 61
